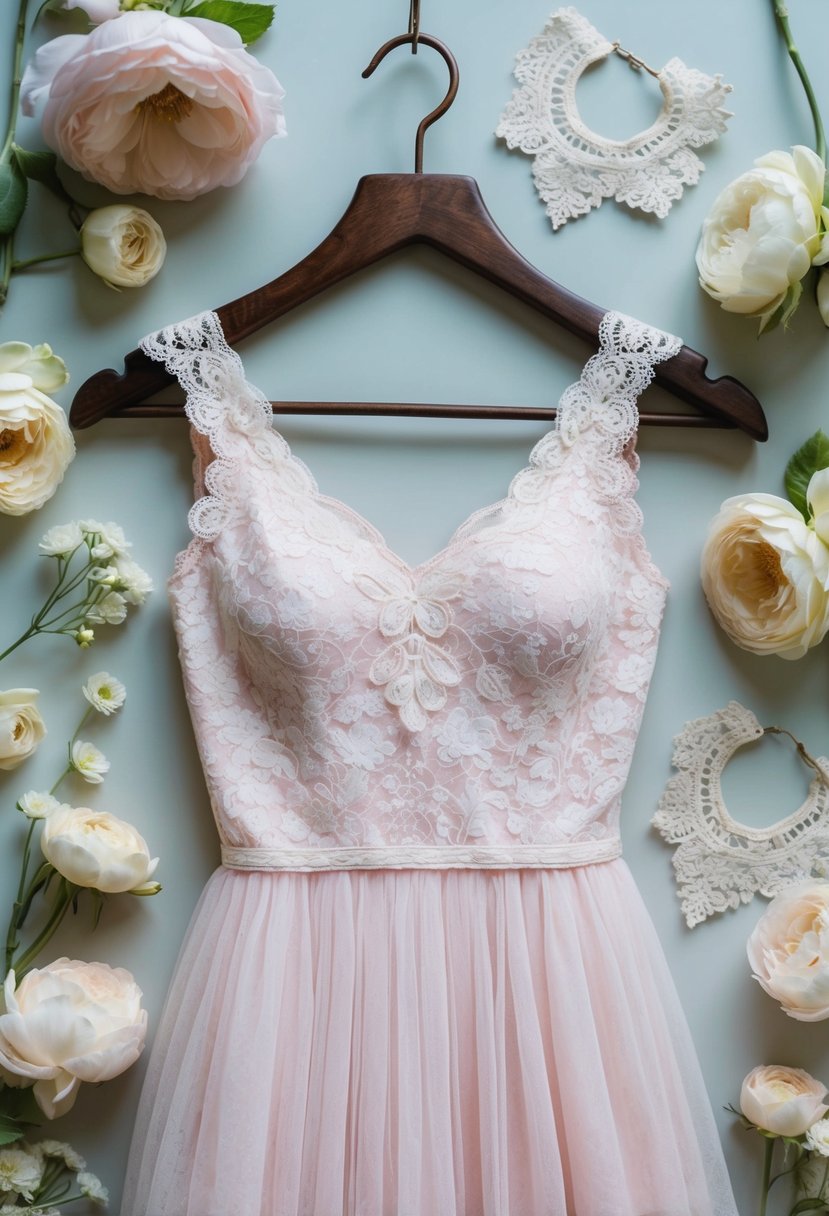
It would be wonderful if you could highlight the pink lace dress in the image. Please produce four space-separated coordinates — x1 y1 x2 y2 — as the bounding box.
121 311 738 1216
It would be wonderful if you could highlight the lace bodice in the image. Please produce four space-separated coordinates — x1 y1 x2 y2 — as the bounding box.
142 310 680 871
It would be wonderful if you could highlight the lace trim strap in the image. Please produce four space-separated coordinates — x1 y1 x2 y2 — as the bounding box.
140 311 276 541
221 839 623 871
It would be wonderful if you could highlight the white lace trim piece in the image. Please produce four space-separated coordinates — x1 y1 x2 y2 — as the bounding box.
652 702 829 928
496 6 732 229
221 839 623 871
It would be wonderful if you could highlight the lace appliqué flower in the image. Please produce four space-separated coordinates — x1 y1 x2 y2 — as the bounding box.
356 570 462 732
652 701 829 928
496 7 733 229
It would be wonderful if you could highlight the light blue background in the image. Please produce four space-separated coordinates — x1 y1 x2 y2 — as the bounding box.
2 1 829 1212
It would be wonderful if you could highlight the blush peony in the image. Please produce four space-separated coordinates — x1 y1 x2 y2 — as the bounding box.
21 11 286 201
747 881 829 1021
740 1064 829 1136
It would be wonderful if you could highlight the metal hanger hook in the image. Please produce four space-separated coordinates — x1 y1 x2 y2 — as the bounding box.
362 32 459 173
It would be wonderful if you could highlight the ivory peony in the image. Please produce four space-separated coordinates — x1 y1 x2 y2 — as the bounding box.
0 691 46 771
696 146 829 327
701 490 829 659
41 805 159 894
747 882 829 1021
740 1065 829 1136
80 205 166 288
0 343 73 516
0 960 147 1118
21 11 286 200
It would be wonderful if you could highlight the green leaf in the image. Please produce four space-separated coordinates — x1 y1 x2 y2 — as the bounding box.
0 1115 24 1146
759 278 805 335
12 146 72 205
790 1199 829 1213
785 429 829 519
183 0 275 43
0 159 28 236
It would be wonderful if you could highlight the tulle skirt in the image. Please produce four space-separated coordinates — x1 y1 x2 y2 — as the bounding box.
121 861 737 1216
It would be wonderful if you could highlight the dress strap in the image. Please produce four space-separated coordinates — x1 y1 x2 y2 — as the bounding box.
140 310 273 541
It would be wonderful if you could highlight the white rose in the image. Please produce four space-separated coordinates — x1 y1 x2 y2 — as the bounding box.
38 521 83 557
41 805 159 893
696 146 826 326
0 1146 43 1201
701 492 829 659
0 691 46 771
741 1065 829 1136
807 1118 829 1157
0 960 147 1119
70 740 110 784
22 11 286 201
747 881 829 1020
82 672 126 716
0 344 74 516
80 205 166 288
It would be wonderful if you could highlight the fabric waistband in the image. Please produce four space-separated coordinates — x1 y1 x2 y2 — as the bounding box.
220 839 622 872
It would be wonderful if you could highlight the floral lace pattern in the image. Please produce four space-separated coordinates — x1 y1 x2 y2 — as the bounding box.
653 702 829 927
496 7 732 229
141 309 680 870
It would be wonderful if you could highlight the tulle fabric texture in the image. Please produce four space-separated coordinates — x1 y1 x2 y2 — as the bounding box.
121 860 737 1216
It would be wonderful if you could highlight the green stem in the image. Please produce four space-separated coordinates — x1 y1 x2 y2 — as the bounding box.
0 624 35 664
4 817 36 972
12 247 80 271
1 0 28 165
759 1136 774 1216
772 0 827 169
12 880 74 977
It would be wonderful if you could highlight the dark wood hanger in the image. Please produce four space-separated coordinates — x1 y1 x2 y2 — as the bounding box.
69 30 768 441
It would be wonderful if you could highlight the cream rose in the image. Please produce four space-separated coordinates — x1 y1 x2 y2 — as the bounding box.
696 146 828 325
741 1065 828 1136
0 960 147 1118
747 882 829 1021
22 11 286 201
0 691 46 771
41 806 159 894
701 491 829 659
80 205 166 288
0 343 73 516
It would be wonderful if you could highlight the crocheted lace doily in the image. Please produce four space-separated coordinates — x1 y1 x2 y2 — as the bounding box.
652 702 829 928
496 7 733 229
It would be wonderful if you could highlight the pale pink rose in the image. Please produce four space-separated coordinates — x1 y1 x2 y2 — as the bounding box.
740 1065 828 1136
747 881 829 1020
0 959 147 1119
21 11 286 200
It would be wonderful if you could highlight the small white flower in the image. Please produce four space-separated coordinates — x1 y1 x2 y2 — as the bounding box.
74 627 95 648
39 521 83 557
82 672 126 716
0 1146 43 1201
86 592 127 625
89 564 121 586
806 1117 829 1157
70 740 110 784
28 1139 86 1170
80 520 131 557
17 791 64 820
77 1170 108 1204
115 556 153 605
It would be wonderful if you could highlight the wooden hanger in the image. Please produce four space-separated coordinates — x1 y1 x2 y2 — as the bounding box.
69 28 768 441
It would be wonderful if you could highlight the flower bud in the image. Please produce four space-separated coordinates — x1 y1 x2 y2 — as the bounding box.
80 205 166 289
75 627 94 648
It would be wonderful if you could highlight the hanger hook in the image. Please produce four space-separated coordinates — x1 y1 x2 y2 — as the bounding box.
408 0 420 53
362 32 459 173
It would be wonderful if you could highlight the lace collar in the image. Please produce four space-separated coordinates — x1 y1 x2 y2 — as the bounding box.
652 702 829 928
496 7 733 230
